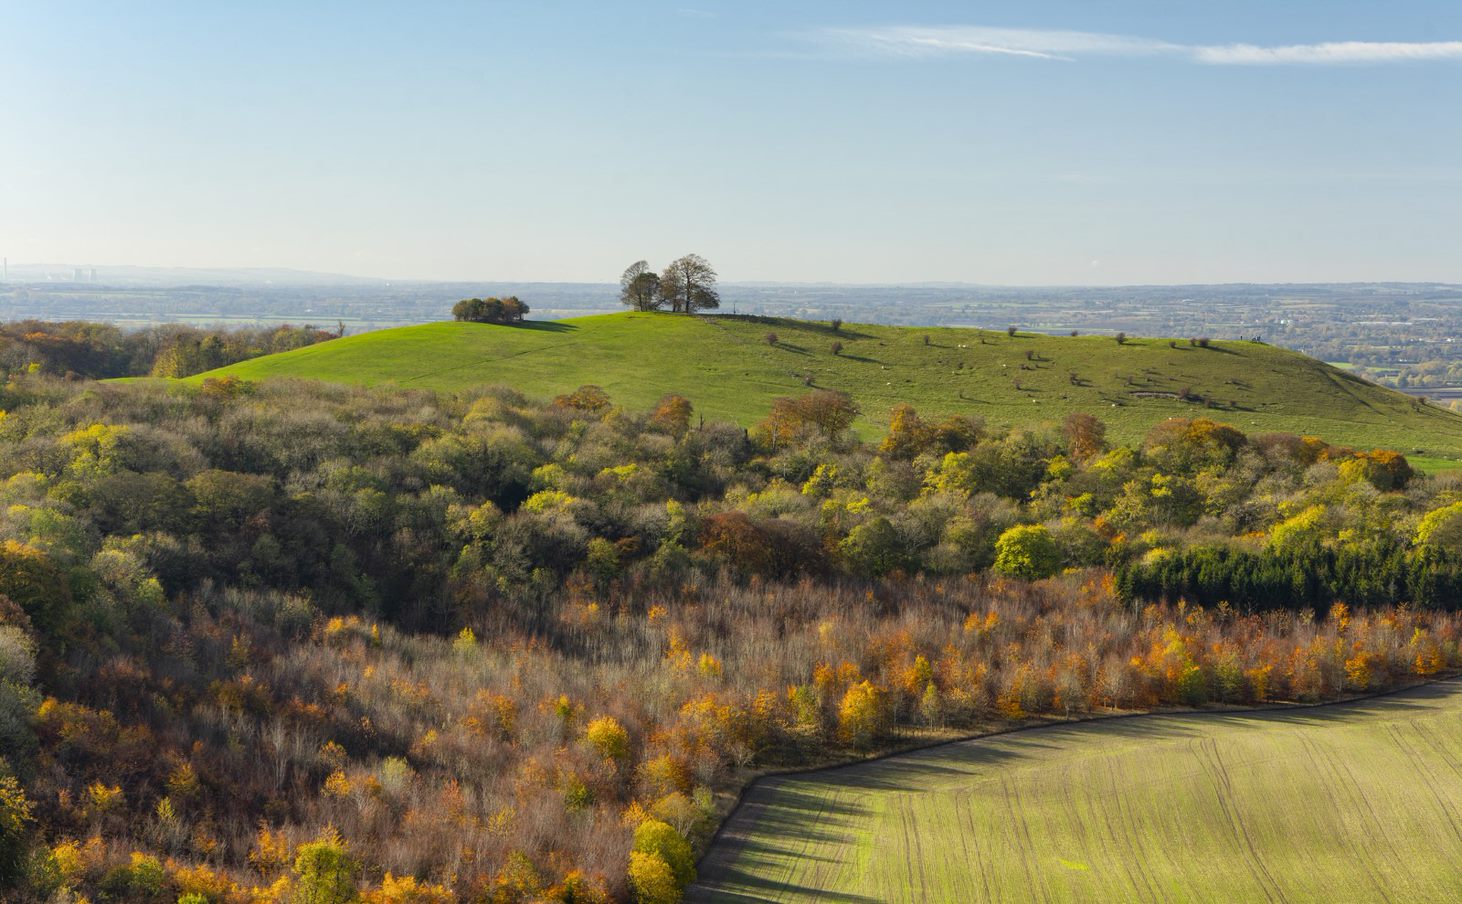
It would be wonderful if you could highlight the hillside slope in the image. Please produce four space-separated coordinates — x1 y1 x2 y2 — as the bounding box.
191 312 1462 463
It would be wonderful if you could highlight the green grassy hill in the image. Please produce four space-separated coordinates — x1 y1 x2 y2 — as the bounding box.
191 312 1462 465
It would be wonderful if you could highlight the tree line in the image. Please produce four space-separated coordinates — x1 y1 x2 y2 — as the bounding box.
0 320 338 380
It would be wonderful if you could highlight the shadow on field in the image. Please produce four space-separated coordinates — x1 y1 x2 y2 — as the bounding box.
735 783 868 850
786 718 1209 795
695 883 882 904
708 315 875 341
691 678 1462 902
518 320 578 333
771 343 811 356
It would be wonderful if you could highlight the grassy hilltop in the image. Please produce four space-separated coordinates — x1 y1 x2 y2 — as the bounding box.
193 312 1462 466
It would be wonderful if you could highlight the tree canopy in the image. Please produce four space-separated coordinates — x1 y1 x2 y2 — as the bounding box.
451 296 529 324
616 255 722 314
619 261 663 311
658 254 720 314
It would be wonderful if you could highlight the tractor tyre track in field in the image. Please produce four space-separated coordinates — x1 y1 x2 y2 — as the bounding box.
1191 736 1282 903
1384 723 1462 849
690 676 1462 903
1295 733 1393 903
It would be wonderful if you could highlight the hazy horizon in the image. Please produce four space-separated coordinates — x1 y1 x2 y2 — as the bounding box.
5 261 1462 291
4 1 1461 285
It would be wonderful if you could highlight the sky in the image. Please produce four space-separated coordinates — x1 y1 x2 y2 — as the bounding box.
2 1 1461 285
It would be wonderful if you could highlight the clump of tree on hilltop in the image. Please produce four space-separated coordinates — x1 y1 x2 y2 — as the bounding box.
620 254 720 314
451 295 529 324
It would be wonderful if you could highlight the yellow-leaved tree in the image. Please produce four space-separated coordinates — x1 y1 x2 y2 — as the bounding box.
837 680 887 749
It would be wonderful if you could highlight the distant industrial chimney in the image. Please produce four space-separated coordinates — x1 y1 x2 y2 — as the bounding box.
74 267 84 282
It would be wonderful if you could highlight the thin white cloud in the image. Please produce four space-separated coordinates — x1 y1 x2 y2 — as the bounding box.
813 26 1462 66
1196 41 1462 64
819 26 1177 61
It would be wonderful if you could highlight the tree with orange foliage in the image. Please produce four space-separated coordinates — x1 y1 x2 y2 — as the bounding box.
880 404 928 459
551 385 612 414
1141 417 1246 474
1343 449 1414 491
1062 412 1106 462
698 511 776 575
757 390 859 447
650 394 693 436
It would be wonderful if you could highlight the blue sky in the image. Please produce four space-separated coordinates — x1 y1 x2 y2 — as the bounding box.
2 1 1460 284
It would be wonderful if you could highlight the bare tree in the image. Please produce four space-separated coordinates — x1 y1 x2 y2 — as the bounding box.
619 261 663 311
659 254 720 314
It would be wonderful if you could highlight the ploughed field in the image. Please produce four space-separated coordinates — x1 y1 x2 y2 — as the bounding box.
187 312 1462 466
691 678 1462 903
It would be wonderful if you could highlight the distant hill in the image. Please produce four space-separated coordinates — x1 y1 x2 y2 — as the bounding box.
190 312 1462 468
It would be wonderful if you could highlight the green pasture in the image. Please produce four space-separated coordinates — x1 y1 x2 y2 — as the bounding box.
190 312 1462 462
691 679 1462 903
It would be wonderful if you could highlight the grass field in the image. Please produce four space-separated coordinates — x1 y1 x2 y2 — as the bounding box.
190 312 1462 463
691 679 1462 903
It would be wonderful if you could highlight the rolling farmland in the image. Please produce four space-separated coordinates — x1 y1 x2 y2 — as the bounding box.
692 679 1462 903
